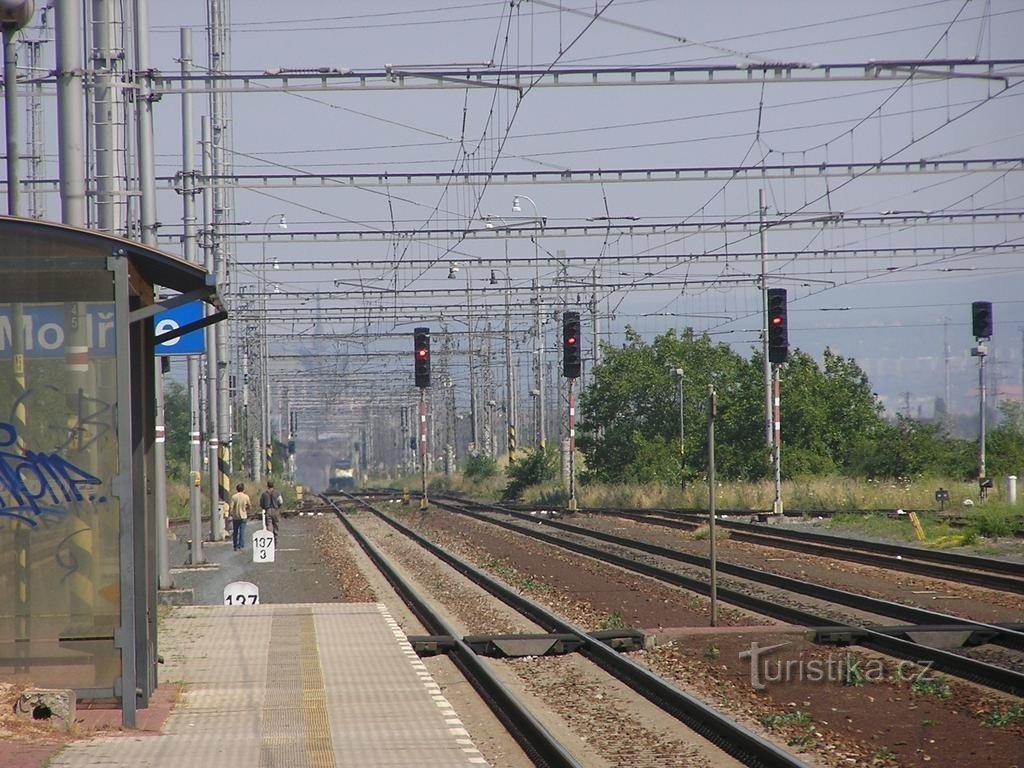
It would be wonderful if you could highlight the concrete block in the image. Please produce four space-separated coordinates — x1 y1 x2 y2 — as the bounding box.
14 688 76 731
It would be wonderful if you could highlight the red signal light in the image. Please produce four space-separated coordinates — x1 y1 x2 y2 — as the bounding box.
566 335 577 345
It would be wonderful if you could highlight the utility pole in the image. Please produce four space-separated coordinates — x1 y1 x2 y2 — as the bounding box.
943 316 951 414
202 117 224 543
180 28 203 565
534 277 546 449
760 189 771 448
707 384 718 627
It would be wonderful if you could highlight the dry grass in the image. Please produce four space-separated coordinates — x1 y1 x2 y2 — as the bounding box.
577 476 1010 513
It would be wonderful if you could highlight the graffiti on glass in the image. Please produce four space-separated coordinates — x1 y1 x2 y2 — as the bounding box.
0 421 105 526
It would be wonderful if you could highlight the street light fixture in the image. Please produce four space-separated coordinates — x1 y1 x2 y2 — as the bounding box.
259 213 287 482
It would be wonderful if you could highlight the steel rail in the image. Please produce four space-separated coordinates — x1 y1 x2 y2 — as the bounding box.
333 493 813 768
432 499 1024 697
724 530 1023 594
580 506 1024 583
700 515 1024 577
319 493 583 768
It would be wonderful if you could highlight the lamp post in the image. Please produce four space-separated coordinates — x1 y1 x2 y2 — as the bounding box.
513 194 547 449
449 263 478 452
670 367 685 488
260 213 287 481
490 266 516 456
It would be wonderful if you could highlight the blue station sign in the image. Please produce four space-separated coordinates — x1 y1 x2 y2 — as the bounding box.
154 301 206 355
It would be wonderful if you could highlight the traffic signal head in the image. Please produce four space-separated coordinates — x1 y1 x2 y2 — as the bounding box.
413 327 430 388
562 311 581 379
767 288 788 364
971 301 992 339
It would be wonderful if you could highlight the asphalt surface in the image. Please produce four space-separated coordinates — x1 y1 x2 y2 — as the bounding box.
166 512 342 605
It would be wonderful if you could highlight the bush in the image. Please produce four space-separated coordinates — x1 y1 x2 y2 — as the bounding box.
966 509 1020 539
503 447 557 500
463 453 499 481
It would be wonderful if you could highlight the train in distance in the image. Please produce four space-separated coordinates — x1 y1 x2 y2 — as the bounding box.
327 458 356 492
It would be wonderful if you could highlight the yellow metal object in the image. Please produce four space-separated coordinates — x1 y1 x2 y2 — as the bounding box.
191 471 201 487
296 485 304 500
402 487 410 506
908 511 926 541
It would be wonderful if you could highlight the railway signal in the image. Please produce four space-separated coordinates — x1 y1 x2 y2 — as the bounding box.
562 311 581 379
971 300 992 339
767 288 788 364
413 327 430 388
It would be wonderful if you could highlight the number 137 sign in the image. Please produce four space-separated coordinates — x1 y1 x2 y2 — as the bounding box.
223 581 259 606
252 530 276 563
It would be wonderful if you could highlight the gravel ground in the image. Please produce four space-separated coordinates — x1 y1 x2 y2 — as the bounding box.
366 503 1024 768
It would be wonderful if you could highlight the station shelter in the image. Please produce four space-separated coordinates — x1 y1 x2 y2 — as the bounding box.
0 216 222 725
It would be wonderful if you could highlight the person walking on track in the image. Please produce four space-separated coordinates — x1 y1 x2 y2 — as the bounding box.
260 480 283 537
229 482 251 551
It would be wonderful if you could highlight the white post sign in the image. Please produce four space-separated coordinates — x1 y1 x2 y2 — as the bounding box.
252 529 276 563
223 580 260 606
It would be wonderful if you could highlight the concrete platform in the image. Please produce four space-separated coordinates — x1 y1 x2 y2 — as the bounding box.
49 603 489 768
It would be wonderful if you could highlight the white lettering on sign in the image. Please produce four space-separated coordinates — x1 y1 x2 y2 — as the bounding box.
252 530 276 563
223 580 260 605
0 304 117 356
154 317 181 346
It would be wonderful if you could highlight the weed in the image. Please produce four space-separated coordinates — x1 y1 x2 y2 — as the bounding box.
910 675 952 699
840 652 865 687
872 747 898 765
981 703 1024 727
759 711 813 730
787 731 816 748
515 576 544 593
760 711 815 749
600 610 628 630
921 719 936 726
703 644 720 660
690 524 729 542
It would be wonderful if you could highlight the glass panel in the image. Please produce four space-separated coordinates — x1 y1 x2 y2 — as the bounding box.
0 250 122 691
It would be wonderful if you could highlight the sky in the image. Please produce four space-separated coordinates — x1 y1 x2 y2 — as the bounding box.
15 1 1024 437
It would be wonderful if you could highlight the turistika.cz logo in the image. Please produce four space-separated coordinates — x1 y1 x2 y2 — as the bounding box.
738 641 934 690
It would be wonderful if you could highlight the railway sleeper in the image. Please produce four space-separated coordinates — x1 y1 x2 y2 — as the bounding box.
408 629 645 658
814 622 1024 649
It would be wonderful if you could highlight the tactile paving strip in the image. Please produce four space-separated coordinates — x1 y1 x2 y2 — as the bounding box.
260 607 336 767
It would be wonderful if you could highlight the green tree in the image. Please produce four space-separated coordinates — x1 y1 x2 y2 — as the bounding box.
578 331 893 483
578 327 759 482
848 416 964 479
778 348 886 476
163 380 192 480
987 401 1024 477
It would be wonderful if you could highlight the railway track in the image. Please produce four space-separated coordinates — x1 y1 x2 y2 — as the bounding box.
321 492 814 768
523 504 1024 592
426 495 1024 697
